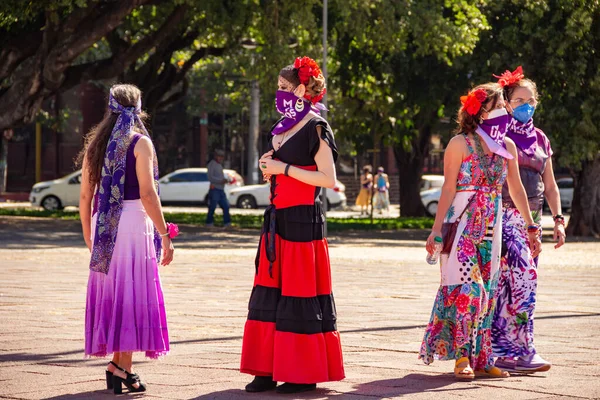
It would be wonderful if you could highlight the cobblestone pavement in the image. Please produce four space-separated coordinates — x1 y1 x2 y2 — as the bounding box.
0 216 598 399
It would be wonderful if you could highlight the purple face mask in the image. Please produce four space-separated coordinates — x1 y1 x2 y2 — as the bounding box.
475 108 514 159
272 90 312 135
272 90 328 135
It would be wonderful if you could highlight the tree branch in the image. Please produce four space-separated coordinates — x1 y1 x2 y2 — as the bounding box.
59 0 151 63
106 29 130 55
157 78 189 110
178 47 227 80
60 4 190 92
0 30 44 82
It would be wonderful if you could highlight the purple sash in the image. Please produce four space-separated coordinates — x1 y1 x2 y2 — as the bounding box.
89 91 161 274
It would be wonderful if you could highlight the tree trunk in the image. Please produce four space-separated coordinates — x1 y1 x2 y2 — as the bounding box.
566 153 600 237
393 126 432 217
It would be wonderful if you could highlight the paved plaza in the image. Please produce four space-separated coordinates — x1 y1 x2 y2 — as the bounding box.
0 216 599 399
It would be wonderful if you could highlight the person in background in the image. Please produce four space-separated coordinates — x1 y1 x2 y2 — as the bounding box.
206 149 231 227
355 165 373 215
373 166 390 214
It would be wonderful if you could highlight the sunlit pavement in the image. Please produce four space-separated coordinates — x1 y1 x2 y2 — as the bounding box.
0 215 597 399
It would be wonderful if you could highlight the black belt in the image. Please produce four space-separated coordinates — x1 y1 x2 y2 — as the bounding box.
255 204 277 278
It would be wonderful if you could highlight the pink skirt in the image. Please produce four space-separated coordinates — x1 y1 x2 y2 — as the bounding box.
85 200 169 359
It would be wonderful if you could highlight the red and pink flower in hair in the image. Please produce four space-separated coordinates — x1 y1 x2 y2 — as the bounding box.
493 66 524 88
460 88 487 116
293 56 327 104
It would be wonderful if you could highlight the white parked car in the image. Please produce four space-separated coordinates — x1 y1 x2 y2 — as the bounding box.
556 177 574 211
421 188 442 217
159 168 243 204
419 175 444 217
420 174 444 192
229 180 347 210
423 176 576 217
30 170 82 210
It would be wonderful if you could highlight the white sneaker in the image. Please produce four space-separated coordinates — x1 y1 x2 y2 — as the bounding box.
495 353 551 373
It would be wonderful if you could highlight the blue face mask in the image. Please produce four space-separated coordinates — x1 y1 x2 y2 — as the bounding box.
512 103 535 123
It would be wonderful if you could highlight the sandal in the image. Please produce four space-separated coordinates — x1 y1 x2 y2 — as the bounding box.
112 366 146 394
454 357 475 381
475 366 510 378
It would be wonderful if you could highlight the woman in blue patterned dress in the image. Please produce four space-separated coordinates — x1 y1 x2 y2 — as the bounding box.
420 83 542 380
492 67 566 373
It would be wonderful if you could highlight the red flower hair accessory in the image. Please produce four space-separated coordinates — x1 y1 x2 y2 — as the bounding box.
460 88 487 116
493 66 525 87
293 56 322 85
293 56 325 104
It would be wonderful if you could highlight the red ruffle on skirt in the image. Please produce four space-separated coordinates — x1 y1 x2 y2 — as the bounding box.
240 234 345 383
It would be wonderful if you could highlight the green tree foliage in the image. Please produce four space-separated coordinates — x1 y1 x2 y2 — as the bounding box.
465 0 600 235
185 1 323 134
0 0 253 130
327 0 488 216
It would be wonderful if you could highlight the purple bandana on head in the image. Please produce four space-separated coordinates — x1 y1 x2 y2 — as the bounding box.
506 117 539 157
272 90 327 135
475 108 513 159
89 90 161 274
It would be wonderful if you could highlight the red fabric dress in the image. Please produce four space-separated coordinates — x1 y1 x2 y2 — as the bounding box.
240 116 345 384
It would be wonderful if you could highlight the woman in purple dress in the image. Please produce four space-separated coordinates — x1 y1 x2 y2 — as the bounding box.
491 67 566 373
78 84 175 394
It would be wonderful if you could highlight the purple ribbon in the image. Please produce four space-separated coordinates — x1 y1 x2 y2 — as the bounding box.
89 90 161 274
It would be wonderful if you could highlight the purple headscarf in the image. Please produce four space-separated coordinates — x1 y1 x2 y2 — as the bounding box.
89 89 161 274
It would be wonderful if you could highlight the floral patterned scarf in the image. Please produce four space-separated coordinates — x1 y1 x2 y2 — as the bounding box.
89 90 161 274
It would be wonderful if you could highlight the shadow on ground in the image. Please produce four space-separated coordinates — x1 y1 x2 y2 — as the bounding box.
188 374 465 399
0 216 431 250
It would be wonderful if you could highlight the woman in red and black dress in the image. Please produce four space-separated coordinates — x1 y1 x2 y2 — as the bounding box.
240 57 345 394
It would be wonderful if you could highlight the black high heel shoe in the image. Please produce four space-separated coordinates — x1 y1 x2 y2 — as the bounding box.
105 361 121 390
106 362 139 390
112 369 146 394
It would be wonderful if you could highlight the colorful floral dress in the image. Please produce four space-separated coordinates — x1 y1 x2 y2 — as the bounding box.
419 134 507 371
492 128 552 357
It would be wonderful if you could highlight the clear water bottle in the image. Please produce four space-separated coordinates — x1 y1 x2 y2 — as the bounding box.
426 236 443 265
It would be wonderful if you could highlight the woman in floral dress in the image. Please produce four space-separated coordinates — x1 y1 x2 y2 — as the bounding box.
420 83 542 380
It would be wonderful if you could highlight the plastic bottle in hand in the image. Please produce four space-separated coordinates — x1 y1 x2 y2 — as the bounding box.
426 236 443 265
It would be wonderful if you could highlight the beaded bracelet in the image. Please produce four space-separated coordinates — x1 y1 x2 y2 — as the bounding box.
527 224 540 233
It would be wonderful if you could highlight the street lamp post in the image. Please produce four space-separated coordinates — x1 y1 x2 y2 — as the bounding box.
321 0 329 232
241 39 261 185
248 79 260 184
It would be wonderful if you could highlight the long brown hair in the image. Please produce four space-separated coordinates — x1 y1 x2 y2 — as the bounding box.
455 82 504 135
76 84 148 186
